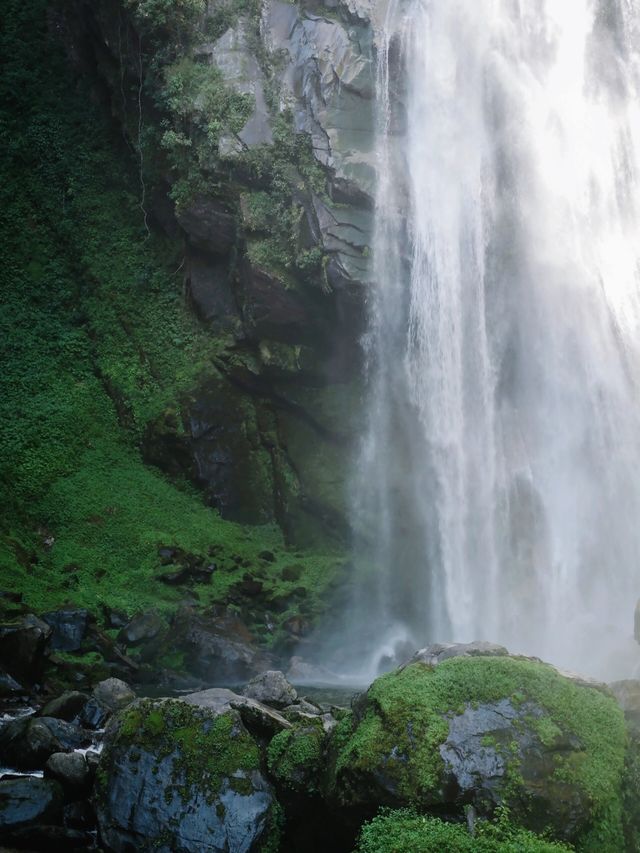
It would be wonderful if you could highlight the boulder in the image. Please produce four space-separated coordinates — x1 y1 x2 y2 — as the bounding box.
328 653 627 846
184 687 291 737
0 777 63 831
0 614 51 684
242 670 297 709
95 698 281 852
80 697 109 730
41 609 90 652
78 680 135 730
0 669 25 698
38 691 88 722
117 611 164 647
44 752 91 797
267 721 326 795
0 716 91 770
172 607 273 683
92 677 136 712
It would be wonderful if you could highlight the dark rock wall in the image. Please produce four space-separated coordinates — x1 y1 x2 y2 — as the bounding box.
57 0 375 546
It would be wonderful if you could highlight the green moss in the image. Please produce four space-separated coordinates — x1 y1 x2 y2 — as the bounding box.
330 657 626 848
111 699 261 804
267 723 325 793
355 808 573 853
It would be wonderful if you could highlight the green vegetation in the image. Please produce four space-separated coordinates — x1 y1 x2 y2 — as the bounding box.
97 699 281 848
114 699 260 799
0 0 341 639
355 808 573 853
240 112 330 281
267 722 325 793
331 657 627 849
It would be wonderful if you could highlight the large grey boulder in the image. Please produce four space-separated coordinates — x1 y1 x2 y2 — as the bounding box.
44 751 91 797
172 607 273 683
93 677 136 712
95 698 281 852
242 669 297 708
0 777 63 831
185 686 292 736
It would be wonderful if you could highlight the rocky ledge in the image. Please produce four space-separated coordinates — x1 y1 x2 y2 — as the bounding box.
1 643 639 851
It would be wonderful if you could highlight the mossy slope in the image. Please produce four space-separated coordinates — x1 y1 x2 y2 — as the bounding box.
0 0 341 643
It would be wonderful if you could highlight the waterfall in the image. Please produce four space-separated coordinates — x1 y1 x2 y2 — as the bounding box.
347 0 640 681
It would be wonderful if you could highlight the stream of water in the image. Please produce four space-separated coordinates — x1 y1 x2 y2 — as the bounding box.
346 0 640 681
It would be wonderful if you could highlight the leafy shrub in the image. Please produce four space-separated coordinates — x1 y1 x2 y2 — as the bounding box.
356 808 573 853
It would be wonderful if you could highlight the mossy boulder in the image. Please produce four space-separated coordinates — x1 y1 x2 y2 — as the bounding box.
328 655 627 848
267 721 326 795
95 698 281 852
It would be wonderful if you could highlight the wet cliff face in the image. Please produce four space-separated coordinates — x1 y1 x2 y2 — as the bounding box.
62 0 377 547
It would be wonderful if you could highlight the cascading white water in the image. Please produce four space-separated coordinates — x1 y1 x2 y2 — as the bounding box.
349 0 640 681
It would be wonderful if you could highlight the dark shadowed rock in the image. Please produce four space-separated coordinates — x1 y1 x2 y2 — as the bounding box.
173 607 273 683
0 614 52 684
78 679 135 730
95 698 280 852
0 777 63 831
1 823 92 849
44 752 91 797
240 263 309 343
80 698 108 730
117 611 164 646
176 195 237 255
0 669 25 698
0 716 91 770
0 718 58 770
41 609 90 652
242 670 297 708
64 798 96 830
38 691 88 722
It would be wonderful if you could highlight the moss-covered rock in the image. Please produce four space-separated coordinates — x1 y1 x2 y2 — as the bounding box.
95 698 281 852
267 720 326 795
327 656 627 849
